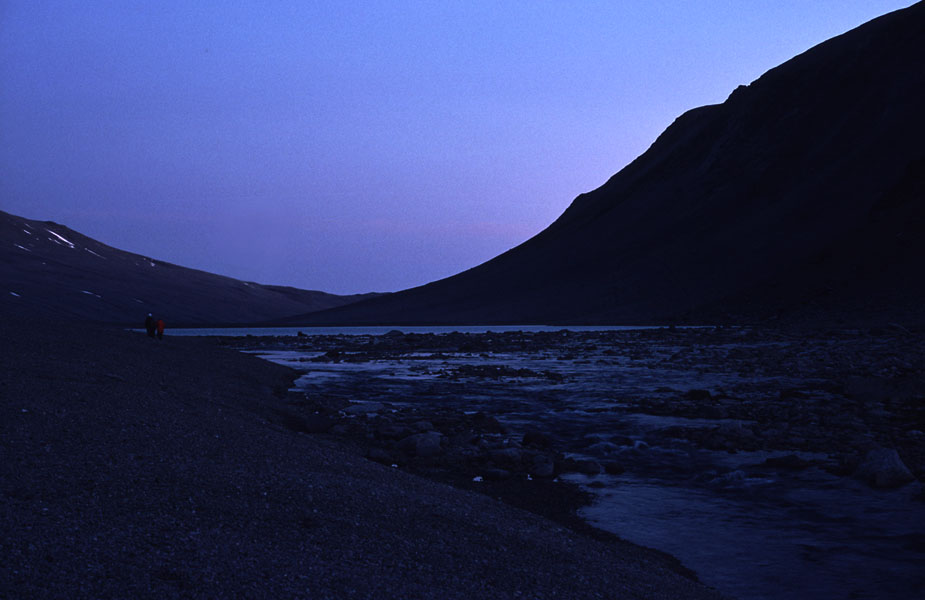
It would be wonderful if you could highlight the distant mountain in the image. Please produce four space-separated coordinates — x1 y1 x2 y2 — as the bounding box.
290 2 925 327
0 210 380 325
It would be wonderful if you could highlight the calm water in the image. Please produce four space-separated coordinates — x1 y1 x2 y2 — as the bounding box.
166 324 671 336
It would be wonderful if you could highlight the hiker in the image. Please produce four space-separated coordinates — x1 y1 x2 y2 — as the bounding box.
145 313 156 338
156 318 165 340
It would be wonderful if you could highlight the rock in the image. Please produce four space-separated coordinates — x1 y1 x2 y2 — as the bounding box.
711 422 760 451
341 402 386 415
444 445 484 469
684 389 713 402
489 447 524 465
587 441 620 455
763 454 811 470
530 454 556 478
398 432 444 458
483 468 511 481
477 437 499 451
603 461 625 475
450 432 480 446
471 412 506 434
700 406 728 419
822 454 860 477
377 423 414 440
365 447 396 465
854 448 916 489
558 458 602 475
709 470 747 487
412 420 434 432
578 459 603 475
522 429 553 449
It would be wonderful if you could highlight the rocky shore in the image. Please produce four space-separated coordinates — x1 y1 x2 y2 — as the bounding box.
224 326 925 599
0 317 723 599
234 327 925 493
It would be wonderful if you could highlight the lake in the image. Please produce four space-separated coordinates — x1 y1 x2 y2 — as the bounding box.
166 324 674 336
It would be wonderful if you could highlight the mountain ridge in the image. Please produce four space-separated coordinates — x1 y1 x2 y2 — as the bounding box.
0 209 380 325
284 2 925 327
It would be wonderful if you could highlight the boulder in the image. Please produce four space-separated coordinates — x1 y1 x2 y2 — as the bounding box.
610 435 635 447
398 432 444 458
763 454 811 470
483 468 511 481
558 458 602 475
603 461 626 475
577 459 603 475
522 429 554 449
854 448 916 489
587 441 620 455
468 412 506 433
709 470 747 487
684 389 713 402
365 447 396 465
530 454 556 478
489 447 524 465
377 423 414 440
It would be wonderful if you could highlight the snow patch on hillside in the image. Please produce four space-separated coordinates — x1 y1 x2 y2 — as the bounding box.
46 229 75 248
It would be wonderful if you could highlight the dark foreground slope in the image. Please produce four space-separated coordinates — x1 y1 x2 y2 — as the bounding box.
294 2 925 327
0 318 722 599
0 210 378 325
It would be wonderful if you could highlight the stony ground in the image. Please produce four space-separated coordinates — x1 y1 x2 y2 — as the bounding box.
231 327 925 492
0 317 724 599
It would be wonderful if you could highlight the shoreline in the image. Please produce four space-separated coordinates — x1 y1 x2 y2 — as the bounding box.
229 326 925 599
1 317 723 599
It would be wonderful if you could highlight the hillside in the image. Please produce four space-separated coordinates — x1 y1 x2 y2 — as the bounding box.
0 210 379 325
290 2 925 327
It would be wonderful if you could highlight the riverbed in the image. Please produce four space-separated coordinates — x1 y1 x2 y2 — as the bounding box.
225 327 924 599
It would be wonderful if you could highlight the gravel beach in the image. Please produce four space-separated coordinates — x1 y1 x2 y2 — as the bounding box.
0 318 724 599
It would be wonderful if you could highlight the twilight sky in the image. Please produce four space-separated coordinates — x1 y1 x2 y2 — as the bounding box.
0 1 914 294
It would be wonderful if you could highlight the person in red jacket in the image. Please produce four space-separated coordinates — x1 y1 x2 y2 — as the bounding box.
156 318 165 340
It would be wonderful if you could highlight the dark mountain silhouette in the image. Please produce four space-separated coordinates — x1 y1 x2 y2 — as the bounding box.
0 210 380 325
289 2 925 327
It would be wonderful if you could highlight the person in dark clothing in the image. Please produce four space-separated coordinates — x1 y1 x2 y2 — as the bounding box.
145 313 156 338
156 318 165 340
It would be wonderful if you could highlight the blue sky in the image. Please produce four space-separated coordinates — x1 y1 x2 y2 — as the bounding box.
0 1 914 293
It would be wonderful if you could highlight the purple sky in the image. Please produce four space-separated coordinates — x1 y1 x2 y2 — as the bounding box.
0 1 914 294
